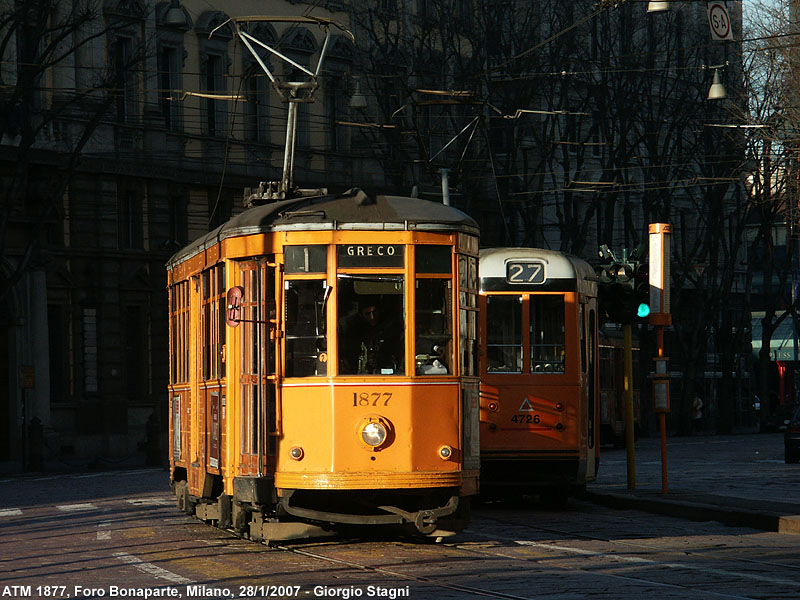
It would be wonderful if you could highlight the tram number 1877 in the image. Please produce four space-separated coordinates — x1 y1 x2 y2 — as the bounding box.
353 391 393 407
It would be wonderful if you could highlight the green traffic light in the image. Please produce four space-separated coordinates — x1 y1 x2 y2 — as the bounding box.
637 302 650 318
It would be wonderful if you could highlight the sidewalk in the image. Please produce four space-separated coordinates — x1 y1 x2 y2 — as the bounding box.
587 432 800 534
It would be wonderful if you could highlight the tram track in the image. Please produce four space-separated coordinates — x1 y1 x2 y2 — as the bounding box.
261 506 798 600
279 545 531 600
474 505 800 575
276 537 764 600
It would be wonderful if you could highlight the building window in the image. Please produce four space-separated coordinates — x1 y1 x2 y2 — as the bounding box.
111 35 139 123
158 45 181 130
119 188 144 249
204 53 226 137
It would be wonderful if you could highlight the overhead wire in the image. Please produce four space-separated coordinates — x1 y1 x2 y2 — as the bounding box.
4 2 789 208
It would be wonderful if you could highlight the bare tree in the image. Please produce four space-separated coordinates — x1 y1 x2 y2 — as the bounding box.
0 0 137 300
731 0 800 424
345 0 756 433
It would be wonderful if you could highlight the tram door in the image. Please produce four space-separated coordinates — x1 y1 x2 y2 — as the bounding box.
582 303 599 481
188 265 227 496
238 258 280 477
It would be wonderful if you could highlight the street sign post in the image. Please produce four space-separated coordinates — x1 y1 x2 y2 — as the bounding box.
649 223 672 496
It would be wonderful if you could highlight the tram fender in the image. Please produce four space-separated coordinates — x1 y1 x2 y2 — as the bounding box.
234 476 275 504
277 490 460 527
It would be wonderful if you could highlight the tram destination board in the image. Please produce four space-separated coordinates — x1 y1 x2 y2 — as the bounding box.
338 244 405 267
506 260 546 284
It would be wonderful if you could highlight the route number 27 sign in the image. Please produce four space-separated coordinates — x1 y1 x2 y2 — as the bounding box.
707 2 734 41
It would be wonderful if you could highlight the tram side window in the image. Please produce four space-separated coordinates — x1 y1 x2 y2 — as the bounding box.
201 265 226 381
285 280 329 377
458 255 478 377
169 281 189 384
415 279 452 375
530 295 566 373
485 295 522 373
338 275 405 375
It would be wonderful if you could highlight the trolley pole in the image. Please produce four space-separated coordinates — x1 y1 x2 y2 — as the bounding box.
623 323 636 489
649 223 672 495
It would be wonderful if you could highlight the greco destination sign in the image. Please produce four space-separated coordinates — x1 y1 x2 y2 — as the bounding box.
337 244 405 268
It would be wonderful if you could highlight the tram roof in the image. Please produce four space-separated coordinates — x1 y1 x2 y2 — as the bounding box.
479 247 596 293
167 189 479 268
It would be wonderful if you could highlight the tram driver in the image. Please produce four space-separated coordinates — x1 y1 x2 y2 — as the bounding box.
339 296 403 375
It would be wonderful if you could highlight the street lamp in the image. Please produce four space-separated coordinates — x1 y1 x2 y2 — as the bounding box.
164 0 187 27
647 1 670 13
708 69 727 100
349 80 368 109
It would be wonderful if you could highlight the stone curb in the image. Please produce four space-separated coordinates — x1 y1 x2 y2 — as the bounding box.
586 490 800 535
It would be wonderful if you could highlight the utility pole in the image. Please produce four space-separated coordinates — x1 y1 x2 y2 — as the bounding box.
649 223 672 495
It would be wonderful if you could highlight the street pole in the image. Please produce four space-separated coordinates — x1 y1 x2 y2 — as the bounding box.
649 223 672 496
624 322 636 489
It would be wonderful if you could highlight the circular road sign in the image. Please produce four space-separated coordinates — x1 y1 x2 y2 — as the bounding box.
708 2 732 40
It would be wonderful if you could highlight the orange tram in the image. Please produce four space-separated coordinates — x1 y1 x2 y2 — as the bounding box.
477 248 599 504
167 189 480 541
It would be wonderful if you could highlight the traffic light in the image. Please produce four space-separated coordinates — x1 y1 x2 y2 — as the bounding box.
597 260 649 324
633 263 650 320
596 262 633 286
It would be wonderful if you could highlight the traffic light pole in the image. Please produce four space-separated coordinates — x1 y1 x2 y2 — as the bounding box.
624 323 636 489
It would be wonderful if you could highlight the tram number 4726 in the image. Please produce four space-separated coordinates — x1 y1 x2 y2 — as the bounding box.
511 413 541 424
353 391 393 407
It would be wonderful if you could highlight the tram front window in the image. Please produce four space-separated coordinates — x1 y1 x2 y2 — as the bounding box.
285 280 329 377
531 295 565 373
338 276 405 375
486 295 522 373
415 279 452 375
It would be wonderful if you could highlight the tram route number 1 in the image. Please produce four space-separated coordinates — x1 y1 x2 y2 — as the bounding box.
353 391 393 407
511 413 541 424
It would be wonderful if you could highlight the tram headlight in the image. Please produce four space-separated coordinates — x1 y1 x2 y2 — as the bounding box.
361 421 388 448
438 445 453 460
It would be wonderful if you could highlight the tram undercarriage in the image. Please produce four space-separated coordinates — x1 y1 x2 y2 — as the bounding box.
171 474 470 543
